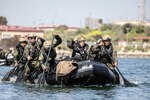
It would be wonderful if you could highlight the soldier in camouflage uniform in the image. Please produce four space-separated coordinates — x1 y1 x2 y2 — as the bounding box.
89 35 119 83
88 38 103 61
14 37 28 75
90 35 118 68
38 35 62 73
67 35 89 61
24 33 41 83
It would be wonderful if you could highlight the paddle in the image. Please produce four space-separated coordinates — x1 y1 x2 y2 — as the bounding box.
1 55 24 81
37 36 54 86
15 60 29 83
1 66 17 81
102 46 135 87
115 66 136 87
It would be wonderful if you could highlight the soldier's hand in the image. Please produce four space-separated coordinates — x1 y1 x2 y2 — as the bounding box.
14 62 18 67
112 62 118 67
42 65 48 71
98 42 103 46
53 34 59 38
27 56 32 60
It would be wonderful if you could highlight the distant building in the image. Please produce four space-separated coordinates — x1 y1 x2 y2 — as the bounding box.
112 20 150 26
0 25 44 39
0 25 44 49
85 17 100 29
37 24 80 32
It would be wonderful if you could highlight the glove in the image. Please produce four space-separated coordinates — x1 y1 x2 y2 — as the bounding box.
112 62 118 67
53 35 62 44
53 34 59 38
42 65 48 71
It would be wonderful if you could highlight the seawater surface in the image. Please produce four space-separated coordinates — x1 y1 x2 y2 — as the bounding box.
0 58 150 100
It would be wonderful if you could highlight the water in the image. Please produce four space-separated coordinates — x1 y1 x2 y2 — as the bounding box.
0 58 150 100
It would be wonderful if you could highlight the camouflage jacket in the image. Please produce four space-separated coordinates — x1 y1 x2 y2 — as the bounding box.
39 35 62 68
24 43 41 61
14 43 27 63
39 47 56 68
67 40 89 60
90 44 117 64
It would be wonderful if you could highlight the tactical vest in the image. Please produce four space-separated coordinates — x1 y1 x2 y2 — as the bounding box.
100 45 113 64
16 44 27 63
29 44 40 60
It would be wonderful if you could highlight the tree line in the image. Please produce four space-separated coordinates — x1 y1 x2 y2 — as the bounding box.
0 16 8 25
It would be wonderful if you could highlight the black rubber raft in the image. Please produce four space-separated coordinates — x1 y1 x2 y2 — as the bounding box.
45 60 118 86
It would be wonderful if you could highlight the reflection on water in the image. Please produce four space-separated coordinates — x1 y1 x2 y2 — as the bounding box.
0 58 150 100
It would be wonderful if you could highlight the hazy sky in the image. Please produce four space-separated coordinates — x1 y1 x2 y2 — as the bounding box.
0 0 150 27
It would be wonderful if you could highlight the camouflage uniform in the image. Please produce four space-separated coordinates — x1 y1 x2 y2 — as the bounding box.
24 41 41 72
36 36 45 50
22 33 41 79
88 39 103 61
67 36 89 61
14 37 28 74
90 35 119 83
90 35 117 69
39 35 62 72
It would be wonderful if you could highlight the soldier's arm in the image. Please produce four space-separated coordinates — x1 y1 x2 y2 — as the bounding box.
112 51 118 67
24 45 30 60
37 37 45 48
38 52 45 66
84 44 89 52
49 48 57 58
52 35 62 48
92 44 101 52
88 45 96 57
73 43 81 52
39 52 49 70
67 39 74 49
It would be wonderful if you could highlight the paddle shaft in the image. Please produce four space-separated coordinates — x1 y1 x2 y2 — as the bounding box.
38 36 54 85
101 45 132 86
45 36 54 67
1 54 26 81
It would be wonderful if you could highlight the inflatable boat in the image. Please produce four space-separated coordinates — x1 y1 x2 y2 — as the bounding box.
45 60 119 86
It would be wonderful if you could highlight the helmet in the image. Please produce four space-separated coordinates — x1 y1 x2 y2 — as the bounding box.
102 35 111 41
28 33 37 38
19 37 27 43
43 41 52 48
78 36 85 42
73 37 79 42
96 39 102 44
8 48 14 51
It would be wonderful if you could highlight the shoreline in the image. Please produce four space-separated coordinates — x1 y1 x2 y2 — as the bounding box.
117 52 150 58
56 49 150 58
